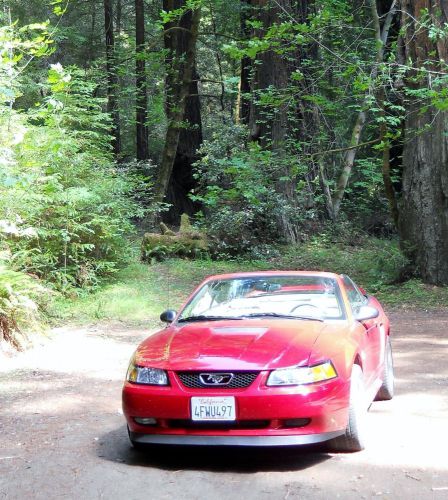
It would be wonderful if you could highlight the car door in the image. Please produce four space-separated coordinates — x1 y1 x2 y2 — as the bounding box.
341 275 382 385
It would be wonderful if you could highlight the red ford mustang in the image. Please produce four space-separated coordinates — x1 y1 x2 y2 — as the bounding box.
122 271 394 452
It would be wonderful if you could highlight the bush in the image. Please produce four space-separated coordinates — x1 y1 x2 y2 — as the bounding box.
280 235 409 292
0 255 50 349
0 65 145 291
192 124 303 256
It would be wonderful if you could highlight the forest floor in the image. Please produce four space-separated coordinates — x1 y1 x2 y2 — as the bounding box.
1 310 448 500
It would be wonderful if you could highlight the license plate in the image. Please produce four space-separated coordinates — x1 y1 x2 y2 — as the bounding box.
191 396 236 421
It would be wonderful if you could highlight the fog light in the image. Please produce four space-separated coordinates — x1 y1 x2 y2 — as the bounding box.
134 417 157 425
283 418 310 428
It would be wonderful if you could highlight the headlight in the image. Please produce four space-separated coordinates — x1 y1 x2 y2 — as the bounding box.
267 361 337 386
127 361 168 385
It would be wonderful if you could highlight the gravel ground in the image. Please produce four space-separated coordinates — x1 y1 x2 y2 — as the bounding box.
1 311 448 500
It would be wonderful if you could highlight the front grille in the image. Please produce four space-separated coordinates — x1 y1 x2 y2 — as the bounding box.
167 419 270 430
177 372 259 389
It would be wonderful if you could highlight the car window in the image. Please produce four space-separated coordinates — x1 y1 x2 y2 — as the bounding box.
341 275 367 313
179 275 346 321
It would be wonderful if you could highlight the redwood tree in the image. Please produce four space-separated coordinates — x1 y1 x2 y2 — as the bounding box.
135 0 149 160
245 0 316 242
398 0 448 284
152 2 202 219
157 0 203 222
237 0 252 124
103 0 121 156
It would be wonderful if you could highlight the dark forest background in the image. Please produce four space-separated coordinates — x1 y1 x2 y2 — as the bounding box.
1 0 448 342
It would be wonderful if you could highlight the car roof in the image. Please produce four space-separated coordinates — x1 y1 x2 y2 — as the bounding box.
203 271 341 281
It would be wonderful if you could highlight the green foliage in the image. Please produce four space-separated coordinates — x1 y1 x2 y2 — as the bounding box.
192 124 302 255
219 0 396 225
0 254 50 348
0 25 145 293
3 0 448 347
280 234 409 293
55 237 448 327
160 0 202 25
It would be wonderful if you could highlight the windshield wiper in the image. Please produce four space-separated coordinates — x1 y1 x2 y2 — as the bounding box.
243 312 324 322
178 315 243 323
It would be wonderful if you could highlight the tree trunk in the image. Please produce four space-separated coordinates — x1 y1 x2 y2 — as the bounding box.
135 0 149 160
153 3 202 213
328 0 397 220
293 0 320 211
103 0 121 156
398 0 448 284
331 110 367 218
116 0 122 33
160 0 203 223
248 0 289 147
237 0 252 124
247 0 317 243
379 87 399 227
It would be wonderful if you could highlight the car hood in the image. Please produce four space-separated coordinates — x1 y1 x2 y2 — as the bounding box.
134 320 335 371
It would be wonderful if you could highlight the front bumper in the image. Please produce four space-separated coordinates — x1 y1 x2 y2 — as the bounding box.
123 370 349 442
129 430 344 447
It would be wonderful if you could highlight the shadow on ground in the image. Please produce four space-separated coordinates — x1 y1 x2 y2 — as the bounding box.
97 425 331 473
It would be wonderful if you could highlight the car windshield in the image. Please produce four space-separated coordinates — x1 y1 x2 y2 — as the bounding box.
178 275 345 322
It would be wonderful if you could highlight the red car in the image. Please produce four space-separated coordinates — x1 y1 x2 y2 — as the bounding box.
122 271 394 452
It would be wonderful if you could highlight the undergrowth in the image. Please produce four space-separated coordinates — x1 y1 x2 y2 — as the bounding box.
0 262 50 349
52 237 448 327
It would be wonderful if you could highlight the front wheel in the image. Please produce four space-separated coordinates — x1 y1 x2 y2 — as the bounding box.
127 426 146 451
329 364 367 452
375 338 394 401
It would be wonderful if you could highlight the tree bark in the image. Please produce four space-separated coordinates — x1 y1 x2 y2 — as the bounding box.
135 0 149 160
237 0 252 124
331 110 367 218
248 0 289 147
245 0 300 243
379 87 399 227
103 0 121 156
246 0 318 243
160 0 203 223
153 3 202 212
398 0 448 284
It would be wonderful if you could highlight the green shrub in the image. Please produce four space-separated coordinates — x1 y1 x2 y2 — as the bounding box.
192 125 302 255
280 235 409 292
0 65 145 291
0 257 50 349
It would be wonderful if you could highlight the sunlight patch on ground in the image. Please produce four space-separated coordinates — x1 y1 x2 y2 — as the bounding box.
346 396 448 471
0 325 144 380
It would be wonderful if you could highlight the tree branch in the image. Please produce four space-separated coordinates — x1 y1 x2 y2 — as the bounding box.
308 139 381 158
330 0 398 219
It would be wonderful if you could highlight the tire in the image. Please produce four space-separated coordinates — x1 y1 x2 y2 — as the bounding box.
375 337 394 401
127 426 146 451
329 364 367 452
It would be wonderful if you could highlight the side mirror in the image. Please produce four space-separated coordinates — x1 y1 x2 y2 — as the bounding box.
354 305 379 322
160 309 177 323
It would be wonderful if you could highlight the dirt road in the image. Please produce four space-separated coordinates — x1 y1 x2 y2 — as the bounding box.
1 311 448 500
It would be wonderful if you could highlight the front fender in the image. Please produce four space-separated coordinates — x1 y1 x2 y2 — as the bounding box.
307 322 362 383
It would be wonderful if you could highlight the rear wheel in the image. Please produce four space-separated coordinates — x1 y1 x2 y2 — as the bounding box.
329 364 367 452
375 338 394 401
